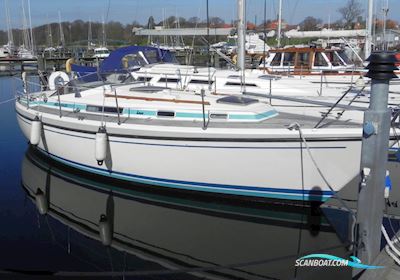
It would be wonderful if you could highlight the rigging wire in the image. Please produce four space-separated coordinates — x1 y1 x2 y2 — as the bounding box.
0 96 18 105
289 0 300 27
105 0 111 24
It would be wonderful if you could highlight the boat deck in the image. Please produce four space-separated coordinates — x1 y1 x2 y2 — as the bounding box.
26 103 361 130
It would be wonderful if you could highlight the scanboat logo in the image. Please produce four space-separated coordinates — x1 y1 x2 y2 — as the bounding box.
295 254 384 270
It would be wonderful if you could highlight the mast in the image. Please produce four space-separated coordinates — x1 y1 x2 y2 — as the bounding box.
4 0 14 48
237 0 246 92
88 18 92 49
365 0 373 59
382 0 389 51
47 22 53 47
102 15 106 47
262 0 266 71
27 0 34 54
277 0 282 47
58 11 65 47
21 0 30 50
206 0 211 90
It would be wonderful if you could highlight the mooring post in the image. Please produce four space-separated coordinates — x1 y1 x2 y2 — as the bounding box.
354 51 397 276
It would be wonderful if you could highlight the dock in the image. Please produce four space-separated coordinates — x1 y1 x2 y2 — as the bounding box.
358 243 400 280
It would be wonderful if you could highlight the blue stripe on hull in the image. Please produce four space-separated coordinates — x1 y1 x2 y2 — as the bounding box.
36 148 334 202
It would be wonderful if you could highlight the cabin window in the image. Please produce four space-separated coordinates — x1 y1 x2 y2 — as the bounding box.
189 79 210 84
271 53 282 66
86 105 123 114
326 52 344 66
210 113 228 119
297 53 310 67
144 50 159 64
314 52 328 66
282 52 295 66
217 95 259 105
225 82 258 87
157 111 175 117
122 54 147 68
158 78 181 83
336 51 353 65
137 76 152 82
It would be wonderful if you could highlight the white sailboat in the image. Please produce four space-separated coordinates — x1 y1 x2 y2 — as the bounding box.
14 30 398 205
18 0 36 59
43 16 56 54
15 0 398 203
16 78 375 202
56 10 66 51
93 16 110 58
0 0 15 58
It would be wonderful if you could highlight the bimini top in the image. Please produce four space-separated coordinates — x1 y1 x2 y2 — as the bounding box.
72 46 177 82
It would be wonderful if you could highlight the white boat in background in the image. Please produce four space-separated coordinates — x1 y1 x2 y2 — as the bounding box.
93 47 110 58
224 33 270 55
0 47 11 59
258 45 357 75
1 0 15 59
18 46 36 59
92 16 110 59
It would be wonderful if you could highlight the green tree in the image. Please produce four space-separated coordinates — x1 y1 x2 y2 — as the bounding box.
300 16 322 31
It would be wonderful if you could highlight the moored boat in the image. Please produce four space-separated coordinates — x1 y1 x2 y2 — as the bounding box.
15 79 397 202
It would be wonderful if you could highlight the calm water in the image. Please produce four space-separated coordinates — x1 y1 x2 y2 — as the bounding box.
2 75 396 279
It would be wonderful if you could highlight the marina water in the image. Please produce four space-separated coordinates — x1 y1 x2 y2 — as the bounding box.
2 75 400 279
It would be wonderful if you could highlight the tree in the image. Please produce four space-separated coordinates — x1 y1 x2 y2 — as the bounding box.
247 22 256 30
147 16 155 29
338 0 363 29
386 19 399 30
187 17 200 27
299 16 322 31
209 17 225 28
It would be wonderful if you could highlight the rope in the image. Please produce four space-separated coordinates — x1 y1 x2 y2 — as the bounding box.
382 224 400 265
291 123 356 218
0 96 18 105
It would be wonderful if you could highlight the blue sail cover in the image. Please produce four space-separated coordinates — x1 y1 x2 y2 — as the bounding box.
72 46 176 82
70 64 99 82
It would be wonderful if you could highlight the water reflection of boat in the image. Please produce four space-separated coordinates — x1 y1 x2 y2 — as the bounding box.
21 148 351 279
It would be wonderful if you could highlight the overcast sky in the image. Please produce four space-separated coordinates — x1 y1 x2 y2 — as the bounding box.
1 0 399 30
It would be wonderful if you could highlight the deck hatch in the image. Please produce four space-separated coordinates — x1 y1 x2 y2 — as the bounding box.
216 96 259 106
129 86 167 93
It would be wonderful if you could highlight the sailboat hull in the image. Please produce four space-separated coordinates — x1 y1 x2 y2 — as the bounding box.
16 103 362 202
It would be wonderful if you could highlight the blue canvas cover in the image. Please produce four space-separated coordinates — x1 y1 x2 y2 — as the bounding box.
71 46 176 82
70 64 99 82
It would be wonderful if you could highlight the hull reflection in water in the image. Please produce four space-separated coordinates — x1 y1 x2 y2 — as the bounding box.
22 147 352 280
